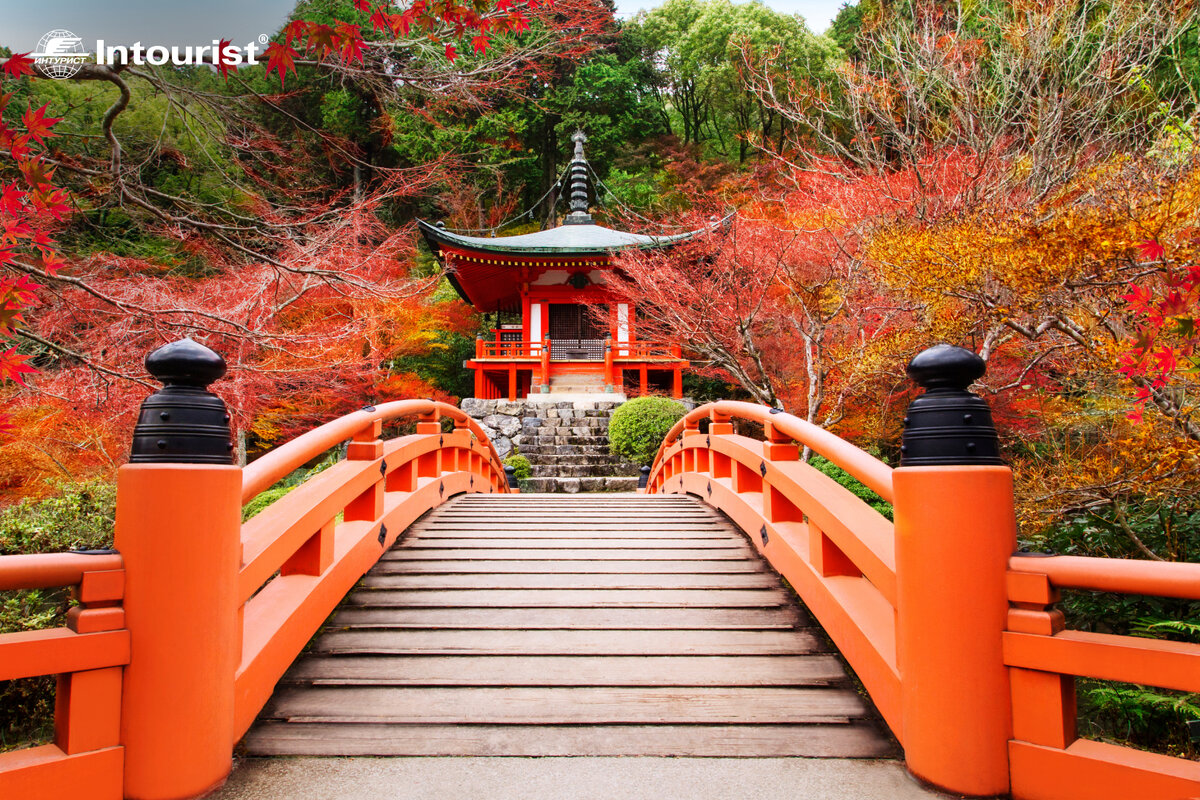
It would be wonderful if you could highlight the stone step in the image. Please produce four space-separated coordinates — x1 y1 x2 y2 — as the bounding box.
521 476 642 493
526 454 632 467
531 465 637 479
531 435 610 446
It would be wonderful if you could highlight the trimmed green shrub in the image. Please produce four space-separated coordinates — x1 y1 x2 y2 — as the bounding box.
808 455 893 520
504 453 532 480
609 396 687 466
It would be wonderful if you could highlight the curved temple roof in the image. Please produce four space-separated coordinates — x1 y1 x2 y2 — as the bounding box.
418 217 727 258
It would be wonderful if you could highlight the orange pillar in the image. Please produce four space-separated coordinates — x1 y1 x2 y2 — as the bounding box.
672 366 682 399
892 344 1015 796
115 464 241 800
508 362 517 401
639 364 648 396
893 466 1015 795
604 339 614 391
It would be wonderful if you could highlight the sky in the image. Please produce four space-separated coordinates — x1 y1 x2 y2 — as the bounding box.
0 0 846 52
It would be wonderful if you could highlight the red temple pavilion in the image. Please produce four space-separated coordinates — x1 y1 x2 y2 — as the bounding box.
419 132 720 401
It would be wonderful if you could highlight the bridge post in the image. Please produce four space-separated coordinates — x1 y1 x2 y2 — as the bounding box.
893 345 1015 797
115 339 241 800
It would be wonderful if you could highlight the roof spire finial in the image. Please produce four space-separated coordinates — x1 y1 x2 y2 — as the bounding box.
564 130 593 225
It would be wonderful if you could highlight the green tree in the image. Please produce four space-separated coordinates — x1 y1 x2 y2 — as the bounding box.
634 0 840 160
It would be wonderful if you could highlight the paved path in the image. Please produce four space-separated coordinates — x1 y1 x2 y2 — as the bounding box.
211 756 961 800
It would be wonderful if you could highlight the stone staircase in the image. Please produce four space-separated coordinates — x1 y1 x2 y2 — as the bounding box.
461 398 640 493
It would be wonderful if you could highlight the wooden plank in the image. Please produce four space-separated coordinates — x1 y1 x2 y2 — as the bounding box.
243 722 896 758
422 520 720 525
359 572 779 590
263 686 866 724
314 628 824 656
343 588 789 608
284 654 838 686
373 558 767 574
395 538 747 550
330 606 806 629
382 549 756 561
407 527 735 537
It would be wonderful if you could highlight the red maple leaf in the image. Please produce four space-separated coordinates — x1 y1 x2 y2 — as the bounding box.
214 39 239 79
370 8 394 34
335 23 365 63
36 187 71 221
507 13 530 33
471 35 490 54
22 105 60 146
1137 238 1166 262
264 42 299 88
0 182 26 216
445 43 458 62
306 24 338 57
283 20 309 47
18 158 54 189
353 0 372 10
7 133 31 161
2 53 35 79
0 348 37 387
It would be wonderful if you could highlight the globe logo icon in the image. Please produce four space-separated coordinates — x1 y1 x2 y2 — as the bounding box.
34 29 88 79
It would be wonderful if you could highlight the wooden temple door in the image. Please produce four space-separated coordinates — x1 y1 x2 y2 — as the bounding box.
548 304 605 360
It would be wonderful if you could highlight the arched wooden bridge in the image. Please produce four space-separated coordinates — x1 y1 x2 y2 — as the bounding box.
2 344 1199 800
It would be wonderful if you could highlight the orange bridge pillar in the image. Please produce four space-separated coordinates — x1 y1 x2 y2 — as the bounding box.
115 339 241 800
893 345 1015 797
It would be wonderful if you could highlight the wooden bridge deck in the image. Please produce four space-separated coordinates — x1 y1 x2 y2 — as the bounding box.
244 494 896 758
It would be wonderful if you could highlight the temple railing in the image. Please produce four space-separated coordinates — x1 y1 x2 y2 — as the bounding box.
611 341 683 360
0 552 127 799
474 338 684 362
0 340 513 800
648 378 1200 798
477 339 544 360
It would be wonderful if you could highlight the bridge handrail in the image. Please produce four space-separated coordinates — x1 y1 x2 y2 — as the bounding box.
242 399 502 503
1009 552 1200 598
1004 552 1200 797
648 402 902 738
0 551 123 591
0 550 128 799
657 401 894 502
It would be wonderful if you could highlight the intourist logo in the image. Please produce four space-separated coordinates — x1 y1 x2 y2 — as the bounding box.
33 29 265 79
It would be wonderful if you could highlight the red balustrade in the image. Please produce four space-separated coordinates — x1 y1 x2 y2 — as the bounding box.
647 400 1200 800
0 552 127 800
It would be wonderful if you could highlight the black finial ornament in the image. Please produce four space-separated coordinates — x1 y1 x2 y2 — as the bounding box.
899 344 1002 467
564 130 593 225
638 465 651 489
130 338 234 464
504 464 519 489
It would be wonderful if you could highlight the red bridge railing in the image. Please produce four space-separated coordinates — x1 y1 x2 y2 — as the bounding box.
0 340 511 800
647 375 1200 798
0 552 127 799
